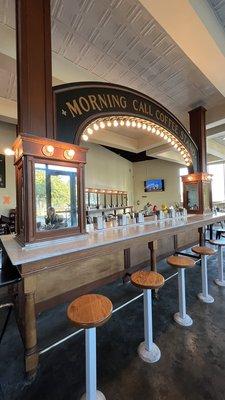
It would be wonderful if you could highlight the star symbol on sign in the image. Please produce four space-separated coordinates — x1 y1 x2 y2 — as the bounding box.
3 196 11 205
62 109 67 116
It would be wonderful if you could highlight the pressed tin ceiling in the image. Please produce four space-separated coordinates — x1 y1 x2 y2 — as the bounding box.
0 0 224 129
50 0 225 127
208 0 225 31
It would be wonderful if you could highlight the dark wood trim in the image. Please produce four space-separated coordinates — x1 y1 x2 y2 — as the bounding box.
16 0 53 138
189 106 206 172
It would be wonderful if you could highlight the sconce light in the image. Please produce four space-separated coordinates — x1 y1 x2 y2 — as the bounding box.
42 145 54 157
64 149 75 160
4 148 15 156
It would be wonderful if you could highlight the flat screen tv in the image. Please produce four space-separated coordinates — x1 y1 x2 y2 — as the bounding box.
144 179 165 192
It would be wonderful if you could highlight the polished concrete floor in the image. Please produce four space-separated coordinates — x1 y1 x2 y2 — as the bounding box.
0 251 225 400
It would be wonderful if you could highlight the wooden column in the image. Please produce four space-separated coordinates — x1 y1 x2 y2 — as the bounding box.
23 276 38 378
189 106 207 172
148 241 158 272
16 0 53 138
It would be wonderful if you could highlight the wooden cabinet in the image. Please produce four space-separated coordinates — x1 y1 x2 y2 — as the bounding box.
182 172 212 214
13 134 87 245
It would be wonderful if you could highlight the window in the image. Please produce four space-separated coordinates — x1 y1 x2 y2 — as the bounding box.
179 167 188 202
207 164 225 202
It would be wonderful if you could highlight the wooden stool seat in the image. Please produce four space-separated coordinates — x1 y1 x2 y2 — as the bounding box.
209 239 225 246
67 294 113 329
192 246 215 256
131 270 165 290
167 255 196 269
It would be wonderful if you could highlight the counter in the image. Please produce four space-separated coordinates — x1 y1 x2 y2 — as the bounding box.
1 212 225 378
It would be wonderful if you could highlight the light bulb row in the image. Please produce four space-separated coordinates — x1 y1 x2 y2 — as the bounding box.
42 145 76 160
82 117 192 166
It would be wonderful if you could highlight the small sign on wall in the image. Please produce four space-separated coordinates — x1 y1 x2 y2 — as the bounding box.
0 154 6 188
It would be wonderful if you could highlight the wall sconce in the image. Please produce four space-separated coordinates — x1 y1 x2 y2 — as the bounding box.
4 148 15 156
42 145 54 156
64 149 75 160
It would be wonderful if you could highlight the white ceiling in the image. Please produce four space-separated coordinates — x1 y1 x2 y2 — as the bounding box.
1 0 225 163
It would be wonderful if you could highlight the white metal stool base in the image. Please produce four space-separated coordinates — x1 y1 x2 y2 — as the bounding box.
214 278 225 287
138 341 161 363
197 292 214 303
174 312 193 327
80 390 106 400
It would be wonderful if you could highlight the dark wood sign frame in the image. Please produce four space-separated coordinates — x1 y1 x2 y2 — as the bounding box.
53 81 199 171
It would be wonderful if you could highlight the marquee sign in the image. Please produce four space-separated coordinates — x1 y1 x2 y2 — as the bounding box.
53 82 198 170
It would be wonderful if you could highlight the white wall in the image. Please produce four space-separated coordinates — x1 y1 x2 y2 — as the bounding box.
0 122 16 215
133 159 182 211
85 143 134 205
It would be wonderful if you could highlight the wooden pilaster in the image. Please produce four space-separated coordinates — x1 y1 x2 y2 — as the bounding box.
16 0 53 138
189 106 207 172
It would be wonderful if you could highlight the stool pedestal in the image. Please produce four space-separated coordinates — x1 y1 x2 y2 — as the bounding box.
174 268 193 327
215 246 225 287
80 328 106 400
138 289 161 364
198 255 214 303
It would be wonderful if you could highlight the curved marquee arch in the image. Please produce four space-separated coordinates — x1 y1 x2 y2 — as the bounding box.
53 82 199 170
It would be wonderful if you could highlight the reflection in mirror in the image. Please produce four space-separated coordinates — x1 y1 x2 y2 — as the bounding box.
89 192 98 209
35 163 78 231
106 194 112 208
186 183 199 211
98 193 105 209
112 194 117 207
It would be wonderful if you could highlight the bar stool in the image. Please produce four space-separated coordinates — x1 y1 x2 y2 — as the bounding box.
131 270 164 363
192 246 215 303
167 255 196 326
209 238 225 287
67 294 113 400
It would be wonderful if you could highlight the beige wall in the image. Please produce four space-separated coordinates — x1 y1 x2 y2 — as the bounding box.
85 143 134 205
133 159 182 211
0 122 16 215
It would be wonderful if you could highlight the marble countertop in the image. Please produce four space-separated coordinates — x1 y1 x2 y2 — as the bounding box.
1 213 225 266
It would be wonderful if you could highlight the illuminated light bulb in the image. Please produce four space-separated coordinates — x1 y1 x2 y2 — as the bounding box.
82 134 89 141
126 120 131 127
164 134 168 140
107 121 112 127
42 144 55 156
152 127 156 133
87 127 93 135
174 143 178 149
4 148 15 156
160 132 164 138
181 150 184 155
113 120 119 127
132 120 137 127
155 129 160 135
147 125 151 132
100 121 105 129
93 123 99 131
137 122 142 128
142 123 147 130
167 137 171 143
177 147 181 152
64 149 75 160
186 162 190 166
171 140 175 146
185 158 189 162
120 120 125 126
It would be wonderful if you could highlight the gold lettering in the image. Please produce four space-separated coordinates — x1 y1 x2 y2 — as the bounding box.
133 99 138 111
111 95 121 108
106 94 113 108
66 100 82 117
120 96 127 109
88 95 101 111
98 94 108 109
79 97 91 112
